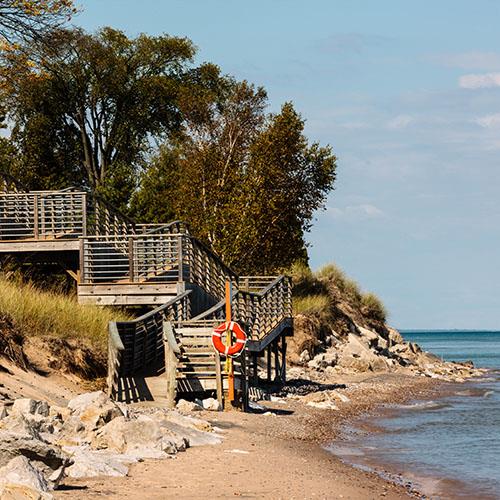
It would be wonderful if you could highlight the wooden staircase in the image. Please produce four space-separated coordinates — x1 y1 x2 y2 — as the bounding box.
0 184 293 406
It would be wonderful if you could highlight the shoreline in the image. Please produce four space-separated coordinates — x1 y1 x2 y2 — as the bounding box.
326 375 497 500
55 372 469 499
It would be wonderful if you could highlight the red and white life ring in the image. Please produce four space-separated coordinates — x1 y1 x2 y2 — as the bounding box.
212 321 247 357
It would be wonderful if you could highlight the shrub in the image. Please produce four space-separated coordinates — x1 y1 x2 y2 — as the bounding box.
361 292 387 322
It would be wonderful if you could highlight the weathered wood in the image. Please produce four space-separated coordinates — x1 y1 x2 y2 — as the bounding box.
215 350 223 407
163 322 178 409
0 240 80 253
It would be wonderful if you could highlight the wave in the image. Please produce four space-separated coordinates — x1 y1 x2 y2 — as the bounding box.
394 400 452 411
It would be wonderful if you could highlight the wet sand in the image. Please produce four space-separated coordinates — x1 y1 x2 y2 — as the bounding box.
56 373 453 499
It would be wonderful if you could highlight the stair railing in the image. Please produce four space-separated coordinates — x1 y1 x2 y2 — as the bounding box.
107 290 192 400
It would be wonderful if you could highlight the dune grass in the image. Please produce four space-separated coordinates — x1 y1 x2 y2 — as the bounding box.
289 261 388 323
360 292 387 322
0 277 132 352
293 294 331 317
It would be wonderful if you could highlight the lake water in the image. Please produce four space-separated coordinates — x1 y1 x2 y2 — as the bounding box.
331 331 500 499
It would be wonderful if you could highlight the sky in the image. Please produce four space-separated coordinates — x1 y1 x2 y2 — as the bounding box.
76 0 500 329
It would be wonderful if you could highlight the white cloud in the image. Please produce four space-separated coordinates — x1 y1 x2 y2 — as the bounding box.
459 73 500 89
474 113 500 128
387 114 414 129
327 204 385 220
430 52 500 71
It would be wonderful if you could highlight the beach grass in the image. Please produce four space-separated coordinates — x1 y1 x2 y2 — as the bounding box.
0 277 132 352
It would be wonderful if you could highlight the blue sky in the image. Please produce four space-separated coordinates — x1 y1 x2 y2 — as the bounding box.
76 1 500 329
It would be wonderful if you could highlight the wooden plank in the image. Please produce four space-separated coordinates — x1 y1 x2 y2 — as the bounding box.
77 283 178 295
0 240 80 252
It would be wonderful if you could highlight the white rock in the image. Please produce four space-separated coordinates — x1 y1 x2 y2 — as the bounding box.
202 398 222 411
63 446 138 478
0 404 8 419
176 399 203 412
0 456 49 492
92 415 180 458
299 349 311 363
12 399 49 418
67 391 123 431
306 401 339 410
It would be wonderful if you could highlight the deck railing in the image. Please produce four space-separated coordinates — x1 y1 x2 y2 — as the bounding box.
0 191 87 241
81 233 182 284
0 189 135 242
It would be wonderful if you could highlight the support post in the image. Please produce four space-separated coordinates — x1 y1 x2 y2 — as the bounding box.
163 321 179 409
177 235 183 282
274 340 280 381
128 237 135 282
215 351 223 408
267 346 272 383
82 193 87 237
281 335 287 384
33 194 39 239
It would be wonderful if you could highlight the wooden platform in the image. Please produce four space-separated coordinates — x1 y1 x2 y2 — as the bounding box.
78 283 179 305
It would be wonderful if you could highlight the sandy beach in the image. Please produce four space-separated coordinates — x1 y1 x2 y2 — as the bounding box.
54 373 449 499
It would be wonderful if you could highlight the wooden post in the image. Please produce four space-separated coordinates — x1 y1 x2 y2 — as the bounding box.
267 346 272 382
225 281 235 407
177 235 183 282
163 321 179 409
82 193 87 237
274 340 280 381
33 194 39 239
128 237 135 282
281 335 287 384
215 350 223 408
164 345 177 409
79 238 85 284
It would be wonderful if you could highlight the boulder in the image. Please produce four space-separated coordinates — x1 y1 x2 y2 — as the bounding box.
377 337 389 350
0 456 49 493
0 484 53 500
356 326 379 347
161 412 213 433
67 392 123 431
388 327 404 345
176 399 203 413
92 415 181 458
202 398 222 412
0 431 67 471
12 400 49 418
62 446 138 478
0 413 41 438
0 404 8 420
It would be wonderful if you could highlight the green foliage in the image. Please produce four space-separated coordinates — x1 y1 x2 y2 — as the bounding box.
0 277 131 352
361 292 387 322
132 79 337 274
2 27 198 202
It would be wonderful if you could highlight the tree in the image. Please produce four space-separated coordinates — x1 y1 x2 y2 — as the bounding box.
0 0 75 46
1 27 201 209
132 79 337 273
